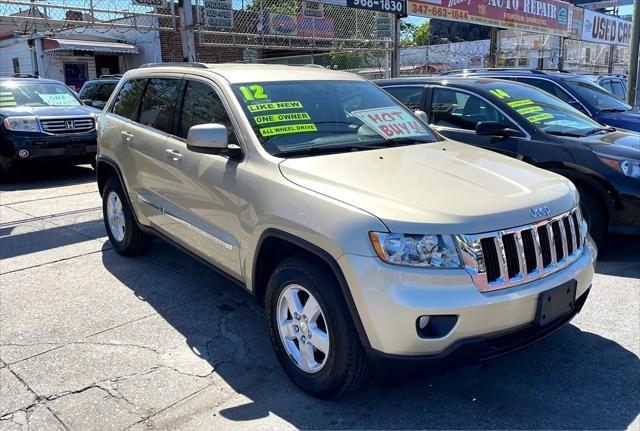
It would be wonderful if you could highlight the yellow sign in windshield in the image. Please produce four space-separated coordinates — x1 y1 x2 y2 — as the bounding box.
260 123 318 137
248 101 303 113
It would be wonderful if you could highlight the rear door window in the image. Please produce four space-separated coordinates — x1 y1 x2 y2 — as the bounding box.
112 79 146 121
516 78 575 104
383 86 425 111
610 81 626 100
139 78 181 134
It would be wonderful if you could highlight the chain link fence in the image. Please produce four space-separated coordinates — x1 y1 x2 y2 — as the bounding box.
0 0 175 33
193 0 394 52
257 49 391 79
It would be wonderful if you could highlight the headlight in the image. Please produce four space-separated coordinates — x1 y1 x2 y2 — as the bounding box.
597 153 640 179
369 232 462 268
2 116 40 132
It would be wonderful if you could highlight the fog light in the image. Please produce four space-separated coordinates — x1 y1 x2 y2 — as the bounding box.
416 315 458 339
17 149 29 158
418 316 430 330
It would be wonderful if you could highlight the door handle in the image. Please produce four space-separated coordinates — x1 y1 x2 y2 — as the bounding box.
121 131 133 142
165 149 183 161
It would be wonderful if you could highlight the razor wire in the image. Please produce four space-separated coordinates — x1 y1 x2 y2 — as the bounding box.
0 0 176 33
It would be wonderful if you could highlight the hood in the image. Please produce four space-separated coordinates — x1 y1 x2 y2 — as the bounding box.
596 109 640 133
0 105 100 118
558 130 640 160
279 141 578 234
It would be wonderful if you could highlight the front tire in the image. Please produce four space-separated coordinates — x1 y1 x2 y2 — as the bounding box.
102 176 153 255
265 257 369 398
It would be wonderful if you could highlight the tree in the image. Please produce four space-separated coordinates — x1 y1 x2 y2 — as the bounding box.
413 21 430 46
400 20 430 47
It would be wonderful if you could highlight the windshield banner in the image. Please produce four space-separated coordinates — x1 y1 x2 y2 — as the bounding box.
352 107 429 139
408 0 574 36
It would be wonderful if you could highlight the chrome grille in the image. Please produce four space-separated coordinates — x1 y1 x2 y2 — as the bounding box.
40 117 95 134
457 208 587 292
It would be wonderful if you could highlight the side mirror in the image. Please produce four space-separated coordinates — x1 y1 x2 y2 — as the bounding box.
475 121 523 137
187 123 241 159
414 110 428 123
81 99 93 107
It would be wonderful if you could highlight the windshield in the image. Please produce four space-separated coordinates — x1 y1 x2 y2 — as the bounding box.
482 81 605 137
0 81 81 108
232 80 438 157
562 78 632 113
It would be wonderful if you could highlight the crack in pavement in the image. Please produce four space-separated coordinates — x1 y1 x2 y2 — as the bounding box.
0 191 97 207
0 248 112 276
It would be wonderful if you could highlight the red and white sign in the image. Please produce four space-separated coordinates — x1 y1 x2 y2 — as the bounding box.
353 107 429 139
408 0 574 36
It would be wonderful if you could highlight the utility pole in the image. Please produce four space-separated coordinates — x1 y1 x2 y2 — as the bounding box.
391 15 400 77
489 27 500 68
180 0 197 62
627 0 639 105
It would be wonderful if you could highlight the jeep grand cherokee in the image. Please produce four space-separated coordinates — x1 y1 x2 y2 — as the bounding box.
96 63 596 397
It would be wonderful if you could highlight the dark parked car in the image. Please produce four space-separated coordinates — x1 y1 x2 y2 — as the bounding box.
0 74 99 176
78 75 121 110
442 69 640 132
377 76 640 244
584 74 628 102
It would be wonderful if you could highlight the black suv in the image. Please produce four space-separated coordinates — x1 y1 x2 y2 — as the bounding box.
78 75 121 110
0 74 99 175
377 76 640 244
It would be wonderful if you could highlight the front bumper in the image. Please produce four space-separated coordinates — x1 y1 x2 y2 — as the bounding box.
0 130 97 162
338 237 597 357
370 287 590 374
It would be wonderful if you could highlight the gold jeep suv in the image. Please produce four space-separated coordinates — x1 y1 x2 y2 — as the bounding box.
96 63 597 397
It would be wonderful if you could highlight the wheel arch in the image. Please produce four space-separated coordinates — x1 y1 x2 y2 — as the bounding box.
548 167 614 225
252 228 372 350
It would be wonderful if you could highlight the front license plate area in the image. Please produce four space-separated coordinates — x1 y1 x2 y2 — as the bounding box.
66 144 85 156
535 280 577 326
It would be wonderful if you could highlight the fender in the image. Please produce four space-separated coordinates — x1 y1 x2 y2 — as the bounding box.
549 167 615 221
253 228 372 350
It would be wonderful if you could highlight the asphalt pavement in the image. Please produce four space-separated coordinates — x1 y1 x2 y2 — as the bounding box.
1 166 639 430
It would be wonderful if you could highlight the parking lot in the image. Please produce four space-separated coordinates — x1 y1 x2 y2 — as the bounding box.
0 166 638 430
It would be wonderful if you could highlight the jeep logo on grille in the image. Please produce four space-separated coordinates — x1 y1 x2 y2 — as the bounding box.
530 206 551 218
64 120 75 129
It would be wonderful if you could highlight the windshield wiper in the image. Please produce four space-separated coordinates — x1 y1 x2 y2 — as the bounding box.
545 130 584 137
272 138 429 158
599 108 628 112
584 127 616 136
273 143 377 158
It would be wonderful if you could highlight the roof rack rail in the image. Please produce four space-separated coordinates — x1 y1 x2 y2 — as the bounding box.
440 68 569 75
98 74 123 78
139 62 208 69
0 72 39 78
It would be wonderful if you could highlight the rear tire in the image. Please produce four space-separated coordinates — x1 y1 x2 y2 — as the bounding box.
102 176 153 255
265 257 369 398
578 187 607 247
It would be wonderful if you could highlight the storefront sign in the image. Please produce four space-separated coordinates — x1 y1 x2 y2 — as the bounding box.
408 0 574 36
202 0 234 29
306 0 406 16
580 1 634 10
267 14 336 38
581 9 631 46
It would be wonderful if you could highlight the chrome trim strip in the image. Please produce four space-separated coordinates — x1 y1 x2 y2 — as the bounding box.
136 192 234 251
457 208 585 293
